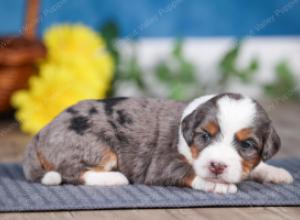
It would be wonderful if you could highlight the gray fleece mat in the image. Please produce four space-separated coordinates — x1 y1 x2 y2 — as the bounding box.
0 159 300 212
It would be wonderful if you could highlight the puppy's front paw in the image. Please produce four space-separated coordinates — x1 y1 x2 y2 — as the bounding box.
191 176 237 194
250 164 293 184
213 183 238 194
266 168 293 184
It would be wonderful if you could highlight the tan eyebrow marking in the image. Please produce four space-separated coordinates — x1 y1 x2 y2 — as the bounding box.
235 128 253 141
202 121 219 136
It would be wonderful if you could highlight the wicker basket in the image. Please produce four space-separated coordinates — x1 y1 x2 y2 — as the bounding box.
0 0 46 112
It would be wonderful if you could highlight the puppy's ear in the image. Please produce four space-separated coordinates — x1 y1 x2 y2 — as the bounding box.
261 124 281 161
181 111 198 146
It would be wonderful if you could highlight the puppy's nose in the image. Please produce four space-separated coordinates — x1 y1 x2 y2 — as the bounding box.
209 161 227 175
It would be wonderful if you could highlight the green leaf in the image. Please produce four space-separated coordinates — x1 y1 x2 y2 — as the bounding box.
100 20 119 42
238 58 259 83
248 58 259 71
178 61 196 83
218 40 258 86
172 39 184 59
158 39 199 99
263 61 298 99
168 81 185 100
100 20 120 97
128 56 146 90
155 63 173 83
219 42 240 74
100 20 120 62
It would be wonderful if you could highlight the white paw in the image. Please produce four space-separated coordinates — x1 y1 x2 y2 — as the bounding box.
250 163 293 184
213 183 238 194
83 171 129 186
191 176 238 194
41 171 62 185
262 167 293 184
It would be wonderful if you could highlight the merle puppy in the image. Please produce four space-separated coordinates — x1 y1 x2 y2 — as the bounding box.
23 93 293 194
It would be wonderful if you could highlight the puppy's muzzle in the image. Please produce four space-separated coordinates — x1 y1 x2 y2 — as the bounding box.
208 161 227 175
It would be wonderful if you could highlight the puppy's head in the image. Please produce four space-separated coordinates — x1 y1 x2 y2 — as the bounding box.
179 93 280 184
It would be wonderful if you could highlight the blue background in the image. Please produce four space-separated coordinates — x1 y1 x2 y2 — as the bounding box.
0 0 299 37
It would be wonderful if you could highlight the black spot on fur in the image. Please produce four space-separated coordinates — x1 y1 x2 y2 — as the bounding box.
89 107 98 115
107 120 129 144
101 97 128 115
116 110 133 125
107 120 117 130
115 131 129 144
66 107 78 114
69 116 90 135
95 130 115 146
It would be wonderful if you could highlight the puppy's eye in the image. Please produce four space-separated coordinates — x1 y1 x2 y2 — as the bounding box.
199 132 211 143
240 139 256 150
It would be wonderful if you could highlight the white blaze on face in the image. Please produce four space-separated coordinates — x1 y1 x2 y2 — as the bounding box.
192 96 257 183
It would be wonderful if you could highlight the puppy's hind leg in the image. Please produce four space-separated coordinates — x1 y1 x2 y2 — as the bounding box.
249 162 293 184
81 148 129 186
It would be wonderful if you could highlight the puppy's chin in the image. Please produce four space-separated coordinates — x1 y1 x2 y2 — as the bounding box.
192 145 244 184
203 177 229 184
197 170 242 184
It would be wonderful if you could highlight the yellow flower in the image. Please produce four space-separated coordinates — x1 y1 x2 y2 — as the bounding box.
12 24 114 134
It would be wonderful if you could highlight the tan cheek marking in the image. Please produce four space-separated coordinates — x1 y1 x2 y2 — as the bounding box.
242 160 252 175
182 174 196 187
203 121 219 136
236 128 252 141
242 157 261 177
237 128 260 177
36 150 55 171
191 145 200 159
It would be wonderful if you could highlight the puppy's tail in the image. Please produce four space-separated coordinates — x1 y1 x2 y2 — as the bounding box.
23 136 62 186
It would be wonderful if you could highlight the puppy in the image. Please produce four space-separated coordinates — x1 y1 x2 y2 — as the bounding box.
23 93 293 193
